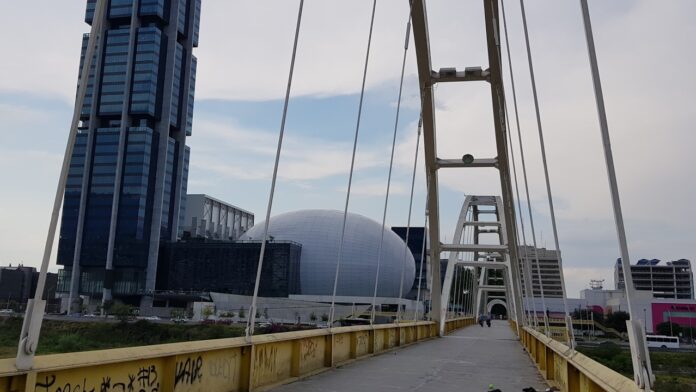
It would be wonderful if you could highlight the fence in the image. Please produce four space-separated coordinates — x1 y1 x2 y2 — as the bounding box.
0 318 473 392
520 326 644 392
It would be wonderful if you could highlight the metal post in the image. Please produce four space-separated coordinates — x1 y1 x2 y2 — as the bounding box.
15 0 107 370
580 1 653 388
246 0 304 338
102 0 140 309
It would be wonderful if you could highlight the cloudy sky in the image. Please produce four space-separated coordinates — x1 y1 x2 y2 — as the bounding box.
0 1 694 297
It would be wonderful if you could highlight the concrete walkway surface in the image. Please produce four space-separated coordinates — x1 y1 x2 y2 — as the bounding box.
271 320 548 392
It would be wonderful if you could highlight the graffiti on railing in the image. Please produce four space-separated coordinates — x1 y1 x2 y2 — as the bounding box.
300 338 319 362
174 355 203 387
35 364 160 392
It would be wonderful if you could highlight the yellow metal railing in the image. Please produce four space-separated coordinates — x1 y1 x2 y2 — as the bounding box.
520 326 644 392
0 318 473 392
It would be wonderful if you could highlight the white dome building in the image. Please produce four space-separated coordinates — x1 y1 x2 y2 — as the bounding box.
243 209 415 298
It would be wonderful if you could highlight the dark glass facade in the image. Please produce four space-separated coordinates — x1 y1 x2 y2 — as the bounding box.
391 227 428 299
157 241 302 298
57 0 200 299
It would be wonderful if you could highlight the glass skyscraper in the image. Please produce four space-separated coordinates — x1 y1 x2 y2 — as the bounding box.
57 0 200 308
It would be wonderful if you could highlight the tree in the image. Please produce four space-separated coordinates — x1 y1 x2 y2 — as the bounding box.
309 312 317 322
656 321 682 337
102 300 114 317
321 313 329 322
263 307 269 319
238 306 245 319
201 306 214 320
110 303 133 323
604 311 630 333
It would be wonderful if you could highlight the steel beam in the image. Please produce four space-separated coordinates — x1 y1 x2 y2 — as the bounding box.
411 0 443 327
441 244 508 253
436 158 498 169
431 67 490 83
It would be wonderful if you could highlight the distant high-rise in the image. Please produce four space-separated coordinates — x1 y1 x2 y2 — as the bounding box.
615 258 693 299
56 0 201 309
518 246 564 299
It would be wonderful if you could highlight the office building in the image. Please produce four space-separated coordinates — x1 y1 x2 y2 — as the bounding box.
518 246 564 299
148 210 418 319
157 239 301 298
180 194 255 241
391 227 428 299
615 258 693 299
56 0 201 309
0 265 58 310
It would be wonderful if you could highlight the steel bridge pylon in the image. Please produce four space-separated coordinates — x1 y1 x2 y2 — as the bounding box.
411 0 525 336
439 195 524 335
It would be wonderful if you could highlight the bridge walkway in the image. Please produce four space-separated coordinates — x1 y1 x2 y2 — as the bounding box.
271 320 547 392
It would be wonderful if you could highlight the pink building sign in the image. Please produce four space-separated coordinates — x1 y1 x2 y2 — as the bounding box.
652 303 696 332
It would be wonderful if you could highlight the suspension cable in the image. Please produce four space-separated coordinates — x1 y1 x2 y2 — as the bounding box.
500 0 537 328
501 63 538 327
517 0 574 344
580 2 652 385
497 0 549 335
16 0 108 369
370 0 413 324
246 0 304 338
328 0 377 327
414 180 428 321
395 16 417 323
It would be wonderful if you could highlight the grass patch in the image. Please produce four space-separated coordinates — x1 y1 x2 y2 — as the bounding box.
0 316 245 358
577 343 696 391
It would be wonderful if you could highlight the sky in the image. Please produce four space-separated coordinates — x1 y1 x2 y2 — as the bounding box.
0 0 694 298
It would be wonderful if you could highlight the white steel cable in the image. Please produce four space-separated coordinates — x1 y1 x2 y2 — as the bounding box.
16 0 108 369
580 1 652 386
413 181 428 321
395 16 416 323
495 0 549 335
329 0 377 327
500 0 539 329
246 0 304 338
370 0 412 325
518 0 574 345
500 51 536 327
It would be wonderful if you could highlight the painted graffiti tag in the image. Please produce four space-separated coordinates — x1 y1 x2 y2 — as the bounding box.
208 356 235 382
35 365 160 392
175 355 203 386
254 345 278 375
356 334 368 353
300 339 318 361
36 375 93 392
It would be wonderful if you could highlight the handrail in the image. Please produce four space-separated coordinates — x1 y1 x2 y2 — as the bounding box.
0 318 474 391
521 326 646 392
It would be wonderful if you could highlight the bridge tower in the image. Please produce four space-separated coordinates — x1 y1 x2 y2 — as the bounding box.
410 0 526 335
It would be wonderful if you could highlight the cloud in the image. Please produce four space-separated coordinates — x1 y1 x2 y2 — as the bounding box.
188 117 387 182
347 180 408 198
0 0 694 285
563 267 615 298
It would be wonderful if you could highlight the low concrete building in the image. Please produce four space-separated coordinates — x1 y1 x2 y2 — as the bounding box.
0 265 58 311
180 194 254 241
615 258 693 299
518 246 564 299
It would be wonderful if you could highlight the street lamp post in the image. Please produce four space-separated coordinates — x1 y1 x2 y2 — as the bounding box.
643 308 647 333
669 310 673 336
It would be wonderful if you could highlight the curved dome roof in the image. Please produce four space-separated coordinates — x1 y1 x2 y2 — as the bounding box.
243 209 415 298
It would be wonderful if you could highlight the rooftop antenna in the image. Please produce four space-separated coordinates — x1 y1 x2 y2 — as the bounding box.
590 279 604 290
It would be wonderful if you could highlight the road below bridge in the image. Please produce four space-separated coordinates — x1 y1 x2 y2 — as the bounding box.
272 320 548 391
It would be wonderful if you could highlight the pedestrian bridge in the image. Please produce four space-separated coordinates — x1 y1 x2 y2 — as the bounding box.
0 319 642 392
8 0 657 391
